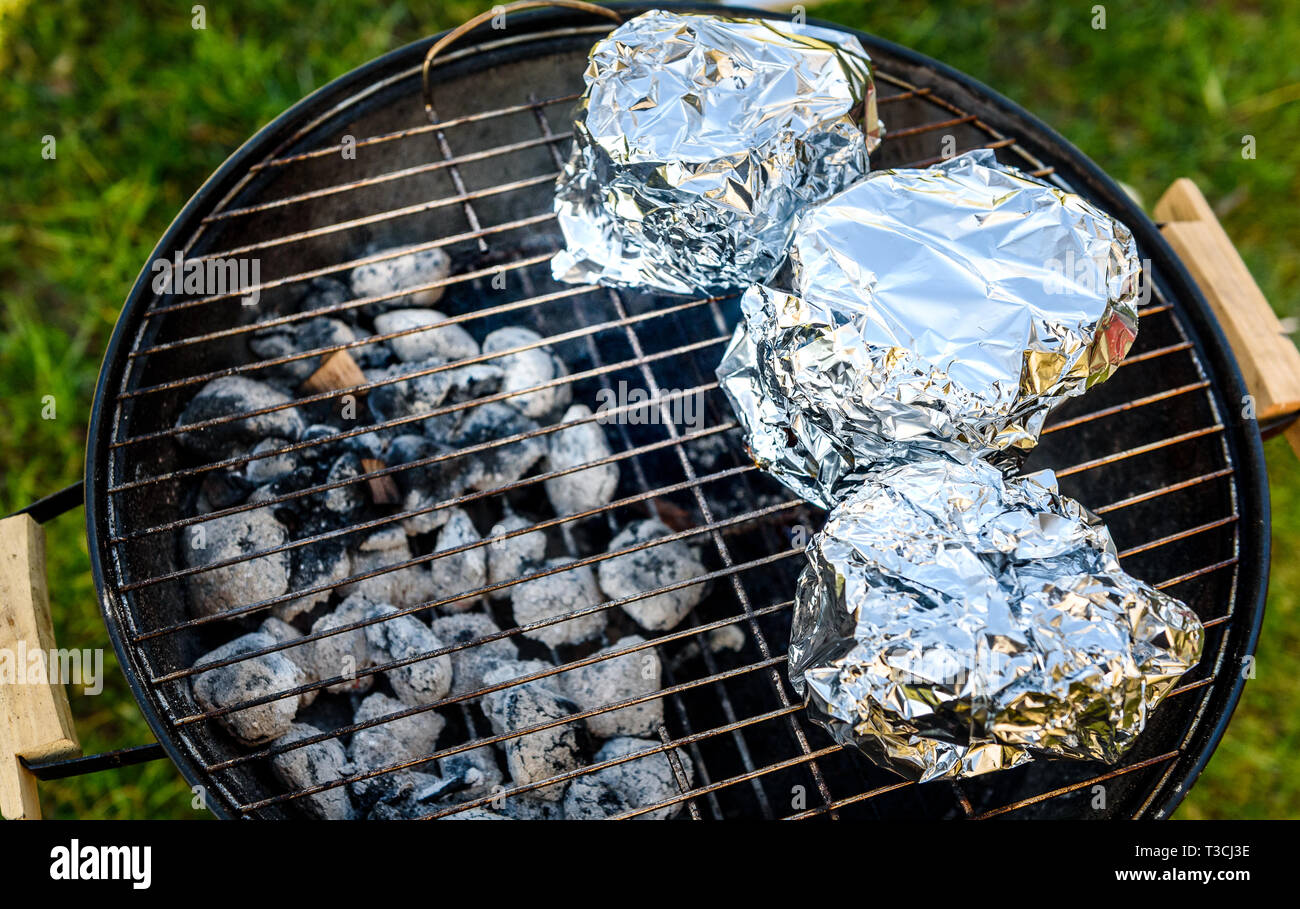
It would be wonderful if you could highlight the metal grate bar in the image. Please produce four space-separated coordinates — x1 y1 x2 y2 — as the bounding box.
157 474 1232 701
137 470 790 641
1042 381 1210 435
176 173 558 263
612 744 844 820
207 133 572 222
137 249 552 338
209 599 795 770
419 714 794 819
248 93 580 171
1117 515 1238 559
120 294 717 440
143 213 557 317
603 286 839 817
110 334 731 491
971 751 1182 820
118 413 731 580
233 656 789 812
1054 425 1226 478
1092 468 1235 516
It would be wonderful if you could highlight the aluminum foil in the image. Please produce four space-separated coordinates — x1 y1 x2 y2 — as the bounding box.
788 457 1203 782
552 9 882 294
718 150 1142 507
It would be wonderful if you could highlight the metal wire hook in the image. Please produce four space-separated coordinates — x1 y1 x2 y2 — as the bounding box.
421 1 624 122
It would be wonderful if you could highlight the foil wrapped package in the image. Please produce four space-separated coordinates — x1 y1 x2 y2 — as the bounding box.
718 149 1142 507
788 457 1203 781
552 9 882 294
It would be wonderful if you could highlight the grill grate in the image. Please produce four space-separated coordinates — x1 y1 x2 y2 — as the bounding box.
90 16 1250 820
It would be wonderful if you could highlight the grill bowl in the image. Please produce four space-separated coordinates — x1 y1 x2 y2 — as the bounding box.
86 2 1268 819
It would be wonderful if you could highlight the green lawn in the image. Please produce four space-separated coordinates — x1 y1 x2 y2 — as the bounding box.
1 0 1296 819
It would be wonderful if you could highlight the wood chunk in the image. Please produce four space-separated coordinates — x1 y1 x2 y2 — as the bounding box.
360 458 400 505
649 498 694 532
300 349 366 395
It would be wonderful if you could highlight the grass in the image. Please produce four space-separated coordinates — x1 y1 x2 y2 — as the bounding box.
1 0 1295 819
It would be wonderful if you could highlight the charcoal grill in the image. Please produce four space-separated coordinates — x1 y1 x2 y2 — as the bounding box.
2 1 1292 820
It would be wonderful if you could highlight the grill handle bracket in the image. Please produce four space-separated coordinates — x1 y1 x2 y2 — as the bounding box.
1157 179 1300 457
0 514 81 819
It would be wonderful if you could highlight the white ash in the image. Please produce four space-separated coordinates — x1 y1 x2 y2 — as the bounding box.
440 807 506 820
450 402 545 492
681 430 733 472
323 452 367 515
430 744 504 804
177 376 304 457
183 507 290 619
191 632 304 745
365 358 454 425
482 326 572 419
482 662 581 801
400 485 452 537
362 779 443 819
428 612 518 697
351 244 451 311
708 624 746 653
560 635 663 739
341 526 437 610
363 603 453 707
200 466 256 511
269 723 356 819
544 404 620 516
304 593 381 695
339 430 389 460
349 692 446 815
249 317 357 384
297 275 353 318
296 423 340 454
245 437 297 486
598 519 707 631
428 508 487 612
386 434 461 536
562 737 694 820
510 558 607 648
373 308 477 364
354 691 445 757
258 616 318 707
481 658 555 694
349 723 438 811
352 341 395 370
277 539 351 622
486 508 548 595
445 363 505 403
497 794 566 819
386 432 436 468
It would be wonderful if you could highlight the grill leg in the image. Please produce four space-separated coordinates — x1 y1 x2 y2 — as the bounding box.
0 514 82 819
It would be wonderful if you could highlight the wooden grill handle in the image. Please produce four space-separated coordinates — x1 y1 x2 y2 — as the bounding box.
1156 179 1300 458
0 514 81 819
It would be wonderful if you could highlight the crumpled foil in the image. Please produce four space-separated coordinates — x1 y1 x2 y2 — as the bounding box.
788 457 1203 781
718 149 1142 507
552 9 882 294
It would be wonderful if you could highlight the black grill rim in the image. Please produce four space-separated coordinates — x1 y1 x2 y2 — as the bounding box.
83 1 1269 820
